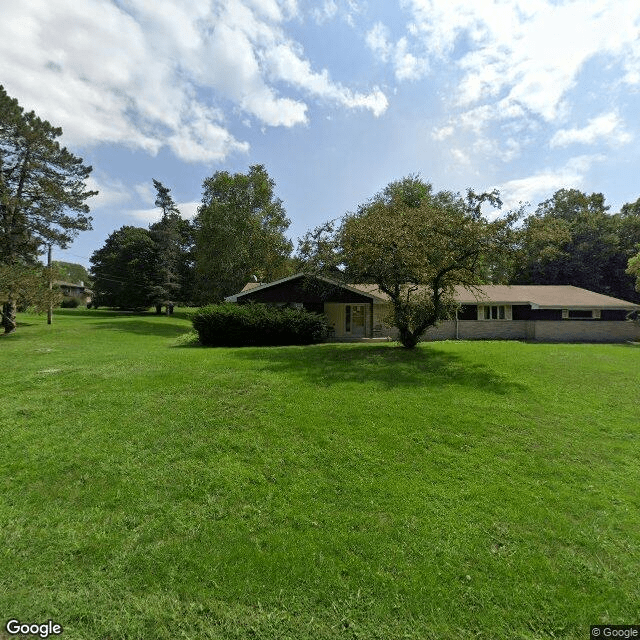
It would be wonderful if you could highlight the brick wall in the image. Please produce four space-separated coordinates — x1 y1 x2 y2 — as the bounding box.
528 320 640 342
372 318 640 343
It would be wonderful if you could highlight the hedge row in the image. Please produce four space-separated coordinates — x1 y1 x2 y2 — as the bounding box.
191 303 330 346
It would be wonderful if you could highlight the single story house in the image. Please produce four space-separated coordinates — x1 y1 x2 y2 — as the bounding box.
226 273 640 343
55 280 93 304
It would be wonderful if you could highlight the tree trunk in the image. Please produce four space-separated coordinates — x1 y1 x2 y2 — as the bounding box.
2 301 17 334
398 325 420 348
155 304 162 314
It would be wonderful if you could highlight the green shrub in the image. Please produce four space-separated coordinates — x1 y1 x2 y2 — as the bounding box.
60 296 81 308
191 303 330 346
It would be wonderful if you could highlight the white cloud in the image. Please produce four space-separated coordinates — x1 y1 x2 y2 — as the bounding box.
366 22 391 61
128 207 164 224
451 148 471 166
86 176 132 210
128 199 200 224
312 0 338 24
496 155 605 210
134 182 155 205
0 0 384 163
550 112 632 148
394 37 428 81
404 0 640 123
265 43 388 115
432 125 454 140
366 22 428 82
179 201 201 220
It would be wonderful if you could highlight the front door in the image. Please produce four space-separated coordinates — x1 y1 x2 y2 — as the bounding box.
346 304 366 336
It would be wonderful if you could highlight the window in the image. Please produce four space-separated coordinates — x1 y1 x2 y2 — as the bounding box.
568 309 594 319
479 305 509 320
563 309 598 319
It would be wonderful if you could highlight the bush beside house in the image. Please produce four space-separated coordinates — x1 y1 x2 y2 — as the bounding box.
192 303 330 346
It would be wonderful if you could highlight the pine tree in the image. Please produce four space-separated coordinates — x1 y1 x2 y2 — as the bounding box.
148 179 193 312
0 85 95 333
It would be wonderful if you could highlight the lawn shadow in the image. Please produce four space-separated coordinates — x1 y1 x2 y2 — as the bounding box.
56 308 149 319
234 343 526 394
92 319 192 339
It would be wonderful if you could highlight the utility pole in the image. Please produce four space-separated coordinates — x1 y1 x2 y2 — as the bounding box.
47 243 53 325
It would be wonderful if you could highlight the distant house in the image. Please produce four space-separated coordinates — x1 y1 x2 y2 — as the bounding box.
226 273 640 343
55 280 93 305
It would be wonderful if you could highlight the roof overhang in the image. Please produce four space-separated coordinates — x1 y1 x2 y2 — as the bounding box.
226 273 388 304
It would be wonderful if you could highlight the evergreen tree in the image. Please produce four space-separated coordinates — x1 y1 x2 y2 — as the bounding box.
90 226 161 310
0 85 95 333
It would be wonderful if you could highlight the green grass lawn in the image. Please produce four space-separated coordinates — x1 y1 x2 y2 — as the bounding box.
1 309 639 639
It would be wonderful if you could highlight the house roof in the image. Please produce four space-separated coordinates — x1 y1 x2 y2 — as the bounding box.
229 274 639 310
229 273 389 303
350 283 639 309
54 281 93 295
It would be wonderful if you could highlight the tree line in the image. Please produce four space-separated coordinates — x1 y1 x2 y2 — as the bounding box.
2 84 640 340
90 174 640 318
89 166 293 311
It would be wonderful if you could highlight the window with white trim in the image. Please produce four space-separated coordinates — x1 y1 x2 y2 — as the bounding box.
477 305 511 320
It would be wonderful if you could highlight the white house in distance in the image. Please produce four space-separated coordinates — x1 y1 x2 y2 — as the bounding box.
226 273 640 343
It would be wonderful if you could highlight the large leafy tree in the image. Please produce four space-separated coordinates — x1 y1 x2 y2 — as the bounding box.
148 179 195 311
193 165 293 302
0 85 95 333
513 189 640 302
53 261 92 286
628 252 640 293
90 226 162 310
0 263 61 314
337 176 518 348
617 197 640 301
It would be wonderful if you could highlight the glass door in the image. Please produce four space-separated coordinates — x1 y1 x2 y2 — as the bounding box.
346 305 366 336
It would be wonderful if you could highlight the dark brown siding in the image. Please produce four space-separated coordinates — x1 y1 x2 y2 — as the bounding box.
511 304 533 320
527 308 563 320
239 276 373 304
457 305 478 320
601 310 631 321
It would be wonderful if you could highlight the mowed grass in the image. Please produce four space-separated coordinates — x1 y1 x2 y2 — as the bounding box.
1 309 639 639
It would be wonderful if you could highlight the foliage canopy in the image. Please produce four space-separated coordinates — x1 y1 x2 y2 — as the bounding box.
194 165 293 303
329 176 519 347
0 85 95 332
512 189 640 303
90 226 162 310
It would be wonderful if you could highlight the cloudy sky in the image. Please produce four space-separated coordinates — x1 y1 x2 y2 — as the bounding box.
2 0 640 267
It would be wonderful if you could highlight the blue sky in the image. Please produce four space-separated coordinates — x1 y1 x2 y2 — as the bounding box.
2 0 640 268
